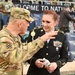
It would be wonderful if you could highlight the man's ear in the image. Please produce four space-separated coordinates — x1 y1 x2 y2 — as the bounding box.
18 21 22 28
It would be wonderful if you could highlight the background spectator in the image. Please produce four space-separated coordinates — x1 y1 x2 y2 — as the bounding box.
0 0 14 28
58 6 75 33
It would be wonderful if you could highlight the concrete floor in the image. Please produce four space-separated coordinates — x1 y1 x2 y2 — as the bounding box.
60 60 75 75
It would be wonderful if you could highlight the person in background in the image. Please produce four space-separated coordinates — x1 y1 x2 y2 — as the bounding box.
73 22 75 32
58 6 75 33
0 12 2 30
0 0 14 28
12 0 22 3
0 7 58 75
26 10 68 75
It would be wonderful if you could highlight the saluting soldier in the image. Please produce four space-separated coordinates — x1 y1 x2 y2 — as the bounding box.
27 10 68 75
0 7 58 75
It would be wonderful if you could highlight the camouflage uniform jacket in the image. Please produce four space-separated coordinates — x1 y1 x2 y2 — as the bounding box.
0 26 44 75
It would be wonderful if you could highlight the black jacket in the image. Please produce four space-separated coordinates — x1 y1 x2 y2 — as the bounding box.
27 27 68 75
58 10 75 28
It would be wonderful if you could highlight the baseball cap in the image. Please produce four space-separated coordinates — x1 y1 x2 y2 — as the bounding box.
10 7 34 22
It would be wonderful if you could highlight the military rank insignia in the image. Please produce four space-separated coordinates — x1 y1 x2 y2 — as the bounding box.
31 30 35 41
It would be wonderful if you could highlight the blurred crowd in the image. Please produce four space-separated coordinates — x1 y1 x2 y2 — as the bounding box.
0 0 75 31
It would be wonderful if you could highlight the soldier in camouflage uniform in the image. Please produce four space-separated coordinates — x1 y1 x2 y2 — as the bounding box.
0 7 58 75
0 0 14 27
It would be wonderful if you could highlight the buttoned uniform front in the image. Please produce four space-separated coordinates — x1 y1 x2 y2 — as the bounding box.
27 27 68 75
0 26 44 75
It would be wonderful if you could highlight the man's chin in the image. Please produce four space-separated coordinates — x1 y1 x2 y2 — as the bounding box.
19 34 24 36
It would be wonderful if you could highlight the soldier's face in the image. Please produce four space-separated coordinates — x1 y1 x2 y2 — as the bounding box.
20 20 29 36
42 14 57 32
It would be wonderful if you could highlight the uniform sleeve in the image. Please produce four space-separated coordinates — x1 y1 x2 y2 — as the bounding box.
20 37 44 62
0 35 44 64
56 35 68 68
0 37 15 64
9 37 44 63
27 57 37 65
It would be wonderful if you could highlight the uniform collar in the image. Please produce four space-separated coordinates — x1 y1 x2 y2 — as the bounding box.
3 26 19 39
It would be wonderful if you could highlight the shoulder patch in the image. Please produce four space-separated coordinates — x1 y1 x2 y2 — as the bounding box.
6 43 12 49
58 30 65 34
0 42 15 53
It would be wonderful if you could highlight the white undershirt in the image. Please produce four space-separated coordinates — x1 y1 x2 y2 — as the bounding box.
46 30 54 43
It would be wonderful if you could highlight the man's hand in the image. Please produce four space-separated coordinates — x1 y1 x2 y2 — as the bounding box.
2 10 10 14
0 9 10 14
40 31 58 42
35 58 45 68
